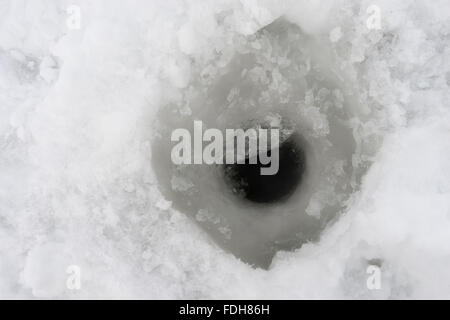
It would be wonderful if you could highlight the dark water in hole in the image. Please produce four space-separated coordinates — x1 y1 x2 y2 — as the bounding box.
223 133 306 204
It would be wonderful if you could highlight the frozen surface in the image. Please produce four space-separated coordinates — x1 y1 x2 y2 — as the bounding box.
0 0 449 299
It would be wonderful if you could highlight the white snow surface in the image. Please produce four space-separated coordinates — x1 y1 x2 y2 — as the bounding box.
0 0 449 299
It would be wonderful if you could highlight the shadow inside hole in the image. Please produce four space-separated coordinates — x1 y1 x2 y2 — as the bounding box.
223 133 306 205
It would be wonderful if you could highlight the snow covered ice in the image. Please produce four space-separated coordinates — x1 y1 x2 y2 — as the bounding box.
0 0 450 299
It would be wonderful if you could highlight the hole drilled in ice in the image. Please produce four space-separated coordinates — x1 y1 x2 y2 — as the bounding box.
152 18 363 269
